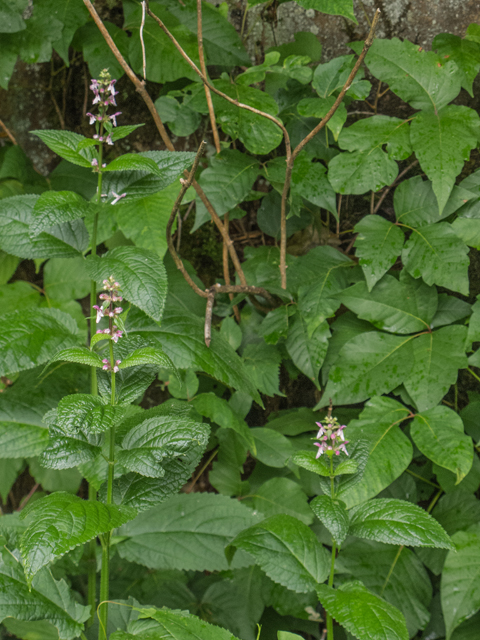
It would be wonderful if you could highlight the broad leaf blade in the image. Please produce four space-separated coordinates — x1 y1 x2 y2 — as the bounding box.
310 495 349 545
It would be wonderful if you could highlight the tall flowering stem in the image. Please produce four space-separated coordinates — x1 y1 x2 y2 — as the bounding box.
94 277 123 640
86 69 121 627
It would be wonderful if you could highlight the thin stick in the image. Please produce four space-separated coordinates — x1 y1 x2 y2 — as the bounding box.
185 447 219 492
197 0 221 153
370 190 375 214
205 290 215 346
140 1 147 79
223 212 240 321
0 118 17 145
83 0 175 151
373 159 419 214
337 194 342 236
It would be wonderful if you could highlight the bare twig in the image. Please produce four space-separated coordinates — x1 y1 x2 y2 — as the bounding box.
370 190 375 214
223 212 241 321
197 0 221 153
336 194 342 236
0 118 17 145
373 159 419 214
140 1 147 80
205 290 216 346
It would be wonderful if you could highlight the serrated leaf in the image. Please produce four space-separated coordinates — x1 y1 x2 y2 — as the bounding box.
433 32 480 96
32 129 95 167
442 531 480 639
404 326 468 411
320 331 415 407
20 492 136 581
118 492 260 571
119 347 176 372
285 316 330 387
116 404 209 478
251 477 313 525
0 195 85 258
31 190 93 235
104 153 163 175
40 424 101 470
410 105 480 214
337 276 432 334
353 215 405 290
228 514 330 592
0 553 90 640
85 246 168 322
310 495 349 545
51 393 120 434
243 343 283 397
0 308 79 377
349 498 453 548
410 406 473 484
50 346 103 368
335 397 413 508
293 450 331 476
401 222 470 295
362 37 461 111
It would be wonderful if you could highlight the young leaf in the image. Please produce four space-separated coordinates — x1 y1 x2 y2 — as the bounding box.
20 492 136 582
50 346 104 368
0 553 90 640
349 498 454 548
441 531 480 640
316 582 409 640
401 222 470 295
118 346 176 372
353 215 405 290
252 477 313 525
85 246 168 322
31 190 93 235
319 331 415 407
310 495 349 545
410 406 473 484
103 153 164 175
227 514 330 592
410 105 480 214
117 492 260 571
32 129 96 167
404 326 468 411
0 308 79 377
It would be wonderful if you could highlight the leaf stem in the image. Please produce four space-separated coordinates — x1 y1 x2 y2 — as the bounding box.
326 454 336 640
381 545 403 595
467 367 480 384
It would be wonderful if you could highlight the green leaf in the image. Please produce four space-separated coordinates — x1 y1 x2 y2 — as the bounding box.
251 428 294 468
251 477 313 525
155 95 201 137
193 150 259 230
404 326 468 411
297 97 347 141
338 115 412 160
43 256 90 301
127 307 261 403
119 347 176 372
401 222 470 295
31 190 93 236
85 246 168 322
362 37 461 111
43 0 89 63
104 154 164 175
353 215 405 290
293 450 331 477
258 307 290 345
0 1 25 33
310 495 349 545
118 492 260 572
328 147 398 195
28 461 82 495
15 8 63 65
228 514 330 592
243 343 283 397
32 129 95 168
40 424 101 470
0 250 19 285
0 458 23 502
0 552 90 640
431 294 471 329
50 346 103 368
0 308 79 377
311 54 368 99
336 397 413 508
289 0 356 21
290 152 337 213
442 531 480 639
320 331 415 407
73 20 129 79
317 582 408 640
0 281 40 315
20 492 135 581
410 406 473 484
349 498 454 548
410 106 480 214
285 316 330 387
432 32 480 96
116 404 209 478
50 393 121 435
337 275 433 334
191 392 255 452
0 195 86 258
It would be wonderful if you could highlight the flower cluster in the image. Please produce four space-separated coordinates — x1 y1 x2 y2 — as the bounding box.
313 414 349 458
93 277 124 369
87 69 121 170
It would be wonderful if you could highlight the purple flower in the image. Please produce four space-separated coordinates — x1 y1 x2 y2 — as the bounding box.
110 112 121 126
87 112 96 125
91 158 98 167
93 305 104 323
111 327 123 343
111 191 126 205
312 414 349 458
105 134 113 146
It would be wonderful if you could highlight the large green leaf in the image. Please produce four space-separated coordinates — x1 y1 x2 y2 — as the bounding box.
0 552 90 640
43 256 90 301
31 190 93 236
432 33 480 96
320 331 414 407
32 129 95 168
227 514 330 593
410 106 480 214
116 404 209 478
401 222 470 295
20 492 136 581
194 150 259 230
336 397 413 508
126 307 261 403
442 531 480 639
242 343 283 397
251 477 313 525
118 492 260 572
85 246 168 322
310 495 349 545
349 498 453 548
404 326 468 411
73 19 130 79
316 582 409 640
0 308 79 377
191 393 255 451
285 315 330 387
337 275 433 334
295 0 356 21
40 423 102 470
0 195 86 258
353 215 405 290
361 37 461 111
328 147 398 195
410 406 473 484
251 428 294 468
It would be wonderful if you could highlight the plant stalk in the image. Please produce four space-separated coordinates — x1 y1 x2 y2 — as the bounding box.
326 454 336 640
